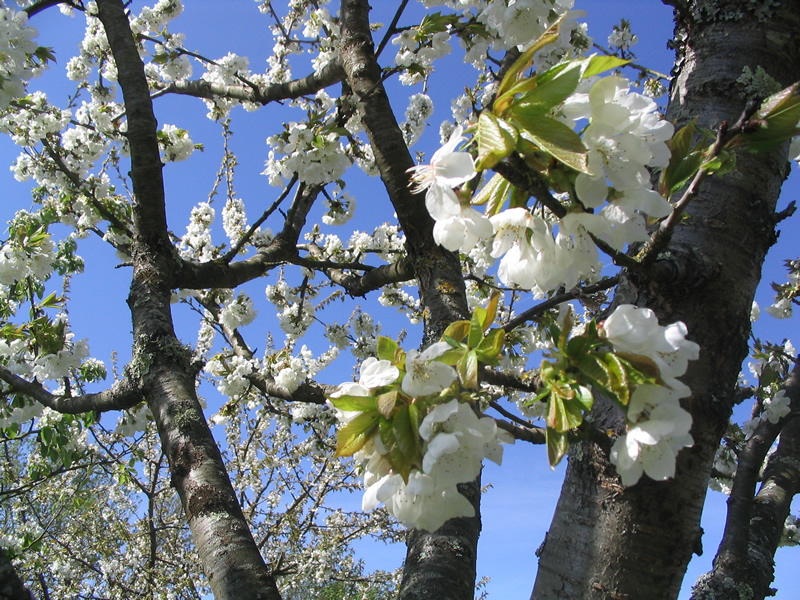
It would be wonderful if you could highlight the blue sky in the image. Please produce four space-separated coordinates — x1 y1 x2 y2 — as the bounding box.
1 1 798 598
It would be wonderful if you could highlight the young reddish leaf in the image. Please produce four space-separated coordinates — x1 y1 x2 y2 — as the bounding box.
496 14 567 99
546 392 567 429
547 427 568 467
494 77 539 116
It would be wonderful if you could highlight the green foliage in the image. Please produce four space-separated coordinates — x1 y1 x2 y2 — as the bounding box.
329 295 507 481
531 311 661 466
740 80 800 152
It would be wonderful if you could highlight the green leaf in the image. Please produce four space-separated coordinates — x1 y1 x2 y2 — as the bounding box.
546 390 583 431
574 385 594 411
605 352 631 406
702 150 736 176
613 352 662 385
442 320 470 344
408 401 422 435
376 390 398 418
660 150 705 196
566 335 591 358
670 120 697 162
4 422 20 438
438 346 467 366
496 13 569 99
476 112 518 170
468 309 486 348
39 292 61 309
457 350 480 389
328 394 377 413
482 291 501 330
582 55 630 79
659 120 701 195
376 336 399 362
510 61 582 117
743 81 800 152
472 172 512 216
392 405 420 460
60 449 73 470
514 114 590 173
546 427 568 467
576 353 612 389
335 412 380 457
493 78 539 116
40 426 54 446
475 328 505 366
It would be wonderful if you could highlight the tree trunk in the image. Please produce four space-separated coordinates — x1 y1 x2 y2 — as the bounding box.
532 2 800 599
96 2 281 599
338 2 480 599
0 548 31 600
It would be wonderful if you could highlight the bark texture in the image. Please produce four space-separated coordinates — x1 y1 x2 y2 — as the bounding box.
532 2 800 599
339 2 480 599
0 548 31 600
96 2 281 599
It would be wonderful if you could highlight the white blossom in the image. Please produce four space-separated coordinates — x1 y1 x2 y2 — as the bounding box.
402 342 456 397
762 389 791 424
765 297 793 319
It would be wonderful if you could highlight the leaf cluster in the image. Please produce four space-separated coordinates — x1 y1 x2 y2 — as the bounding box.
531 311 661 466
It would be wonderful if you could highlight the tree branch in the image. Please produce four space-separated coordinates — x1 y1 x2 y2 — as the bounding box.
155 60 346 105
174 184 321 290
201 298 332 405
0 365 145 414
692 357 800 600
503 276 619 332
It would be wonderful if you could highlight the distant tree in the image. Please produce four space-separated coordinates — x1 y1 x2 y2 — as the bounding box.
0 2 798 600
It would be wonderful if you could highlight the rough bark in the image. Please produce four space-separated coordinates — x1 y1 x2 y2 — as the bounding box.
0 548 32 600
95 2 281 599
338 2 480 599
532 2 800 599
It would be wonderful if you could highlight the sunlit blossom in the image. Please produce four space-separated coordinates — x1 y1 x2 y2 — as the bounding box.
402 341 456 397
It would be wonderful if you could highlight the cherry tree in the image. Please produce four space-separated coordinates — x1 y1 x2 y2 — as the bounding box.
0 1 799 600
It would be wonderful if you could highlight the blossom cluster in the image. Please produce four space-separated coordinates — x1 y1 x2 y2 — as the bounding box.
0 6 40 109
329 347 512 532
398 0 588 76
264 119 351 187
411 67 675 299
602 305 700 486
